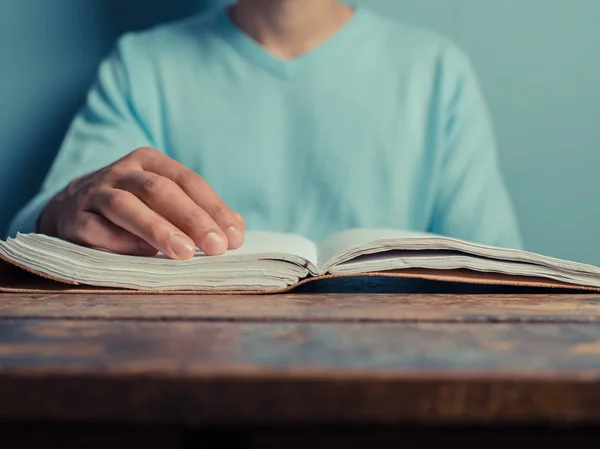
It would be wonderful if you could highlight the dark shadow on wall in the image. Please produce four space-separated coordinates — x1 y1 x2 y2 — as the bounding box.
103 0 205 35
1 0 218 237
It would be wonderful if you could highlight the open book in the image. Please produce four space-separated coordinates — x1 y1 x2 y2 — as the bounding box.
1 228 600 293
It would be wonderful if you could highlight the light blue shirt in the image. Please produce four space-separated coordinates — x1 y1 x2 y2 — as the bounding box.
8 5 523 248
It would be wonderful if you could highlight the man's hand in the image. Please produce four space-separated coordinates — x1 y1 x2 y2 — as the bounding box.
38 147 245 259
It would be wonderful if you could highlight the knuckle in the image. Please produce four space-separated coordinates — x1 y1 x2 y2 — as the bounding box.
100 165 124 181
68 189 91 216
131 147 157 160
173 169 206 191
180 208 206 233
66 176 83 195
173 171 200 189
84 182 104 198
210 201 230 218
104 190 129 213
139 175 171 197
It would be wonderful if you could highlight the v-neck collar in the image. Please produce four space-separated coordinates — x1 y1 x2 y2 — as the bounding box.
215 4 368 79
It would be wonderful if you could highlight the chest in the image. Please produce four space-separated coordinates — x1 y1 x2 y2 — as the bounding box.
172 69 431 177
155 63 440 237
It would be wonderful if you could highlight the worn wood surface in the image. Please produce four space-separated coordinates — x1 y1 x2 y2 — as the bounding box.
3 318 600 424
1 293 600 322
3 287 600 428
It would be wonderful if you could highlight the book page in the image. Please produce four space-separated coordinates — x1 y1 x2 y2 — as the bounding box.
92 230 319 271
316 227 600 289
328 250 600 288
225 230 318 267
317 228 431 269
0 230 319 291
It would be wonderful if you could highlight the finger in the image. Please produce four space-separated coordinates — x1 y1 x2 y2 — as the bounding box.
115 171 230 254
131 149 244 248
58 211 158 256
234 211 246 230
87 188 200 260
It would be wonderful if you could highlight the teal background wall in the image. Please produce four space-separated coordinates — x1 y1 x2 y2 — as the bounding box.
1 0 599 264
0 0 208 239
359 0 600 265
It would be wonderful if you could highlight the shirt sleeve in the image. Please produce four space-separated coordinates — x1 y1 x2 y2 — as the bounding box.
7 33 155 236
428 44 523 249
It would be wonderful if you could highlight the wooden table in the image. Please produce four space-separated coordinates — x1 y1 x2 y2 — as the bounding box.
2 278 600 448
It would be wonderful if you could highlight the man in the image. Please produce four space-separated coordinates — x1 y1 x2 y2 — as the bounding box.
8 0 522 260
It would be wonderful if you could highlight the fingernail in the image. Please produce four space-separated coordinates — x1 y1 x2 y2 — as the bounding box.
204 232 227 255
169 233 195 259
225 226 244 249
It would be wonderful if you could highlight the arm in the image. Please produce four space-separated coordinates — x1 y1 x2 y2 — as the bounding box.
8 34 244 258
429 45 523 249
8 34 152 237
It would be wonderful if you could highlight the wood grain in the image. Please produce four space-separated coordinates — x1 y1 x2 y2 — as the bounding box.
1 293 599 323
2 319 600 424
